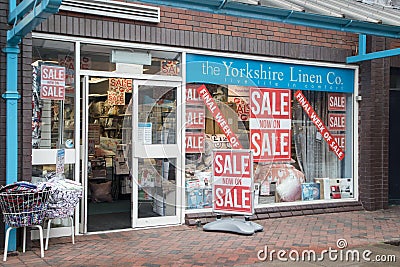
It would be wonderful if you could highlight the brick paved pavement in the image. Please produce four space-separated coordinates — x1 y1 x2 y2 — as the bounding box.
1 206 400 266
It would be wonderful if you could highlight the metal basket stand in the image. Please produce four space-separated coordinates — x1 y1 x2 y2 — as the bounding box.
44 189 82 250
0 189 50 261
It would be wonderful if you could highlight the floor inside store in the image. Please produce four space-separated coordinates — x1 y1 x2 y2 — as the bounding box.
87 199 160 232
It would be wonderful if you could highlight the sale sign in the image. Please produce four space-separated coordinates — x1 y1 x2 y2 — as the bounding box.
186 107 205 129
213 150 253 215
109 78 132 93
249 88 291 162
196 85 242 149
40 65 66 100
185 132 205 153
328 93 346 111
186 84 204 105
333 134 346 151
294 90 345 160
328 113 346 131
108 91 125 106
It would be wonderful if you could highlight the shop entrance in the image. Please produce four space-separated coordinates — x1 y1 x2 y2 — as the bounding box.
389 89 400 204
81 76 182 232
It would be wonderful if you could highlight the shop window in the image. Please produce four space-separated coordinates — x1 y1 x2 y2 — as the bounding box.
185 83 353 209
80 44 181 76
32 39 76 149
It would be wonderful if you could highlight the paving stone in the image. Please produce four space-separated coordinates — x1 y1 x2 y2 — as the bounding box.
2 206 400 266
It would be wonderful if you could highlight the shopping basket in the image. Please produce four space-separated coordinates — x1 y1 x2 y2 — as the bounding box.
0 183 51 261
46 188 82 219
44 180 82 250
0 187 51 228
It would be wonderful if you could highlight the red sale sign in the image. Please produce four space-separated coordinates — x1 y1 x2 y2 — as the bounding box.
333 134 346 151
328 93 346 111
186 84 204 105
328 113 346 131
213 150 253 215
196 85 242 149
295 90 345 160
185 132 205 153
109 78 132 93
40 65 66 100
249 88 291 162
186 107 205 129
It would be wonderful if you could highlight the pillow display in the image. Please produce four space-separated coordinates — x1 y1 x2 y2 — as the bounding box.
89 181 113 203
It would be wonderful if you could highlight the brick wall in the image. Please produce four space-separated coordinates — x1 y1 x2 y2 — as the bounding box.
34 6 357 63
358 36 390 210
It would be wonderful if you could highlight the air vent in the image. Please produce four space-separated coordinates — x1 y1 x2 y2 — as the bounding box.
60 0 160 23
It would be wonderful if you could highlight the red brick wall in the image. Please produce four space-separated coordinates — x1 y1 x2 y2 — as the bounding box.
159 6 357 51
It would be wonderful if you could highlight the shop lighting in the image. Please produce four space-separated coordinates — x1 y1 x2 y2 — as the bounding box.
110 50 151 65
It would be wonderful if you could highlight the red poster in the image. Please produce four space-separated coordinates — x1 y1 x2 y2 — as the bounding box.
213 150 253 215
109 78 132 93
196 85 242 149
249 88 291 162
185 132 205 153
186 107 205 129
40 65 66 100
186 84 204 105
333 134 346 151
328 93 346 111
295 90 345 160
108 91 125 106
328 113 346 131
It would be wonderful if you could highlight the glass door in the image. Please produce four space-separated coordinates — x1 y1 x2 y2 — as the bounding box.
81 75 133 232
131 80 183 227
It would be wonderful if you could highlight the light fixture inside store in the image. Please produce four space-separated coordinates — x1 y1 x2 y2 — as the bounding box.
111 50 151 65
89 77 108 84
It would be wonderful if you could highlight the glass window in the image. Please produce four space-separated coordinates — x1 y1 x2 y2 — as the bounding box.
185 83 353 209
32 39 76 149
80 44 181 76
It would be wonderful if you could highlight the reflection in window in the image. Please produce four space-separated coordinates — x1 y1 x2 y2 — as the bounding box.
32 39 76 149
80 44 181 75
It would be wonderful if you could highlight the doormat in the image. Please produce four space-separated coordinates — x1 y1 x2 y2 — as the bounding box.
88 199 131 215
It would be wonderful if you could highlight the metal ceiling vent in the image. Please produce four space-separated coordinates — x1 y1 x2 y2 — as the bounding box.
60 0 160 23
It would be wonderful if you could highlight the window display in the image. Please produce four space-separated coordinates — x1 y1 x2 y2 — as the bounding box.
185 54 355 209
32 40 76 149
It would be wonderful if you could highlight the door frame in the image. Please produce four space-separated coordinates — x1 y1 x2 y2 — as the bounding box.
131 79 184 228
80 71 184 233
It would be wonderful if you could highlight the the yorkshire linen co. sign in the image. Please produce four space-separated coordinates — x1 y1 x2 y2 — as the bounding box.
186 54 355 93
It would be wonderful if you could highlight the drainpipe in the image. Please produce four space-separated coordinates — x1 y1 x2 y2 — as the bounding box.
2 44 20 252
2 0 20 252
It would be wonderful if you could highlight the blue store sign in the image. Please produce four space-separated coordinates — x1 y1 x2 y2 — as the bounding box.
186 54 355 93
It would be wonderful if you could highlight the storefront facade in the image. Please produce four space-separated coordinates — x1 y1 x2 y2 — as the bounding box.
1 0 398 242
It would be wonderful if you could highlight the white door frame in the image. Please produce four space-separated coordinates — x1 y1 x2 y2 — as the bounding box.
80 72 184 233
131 79 183 228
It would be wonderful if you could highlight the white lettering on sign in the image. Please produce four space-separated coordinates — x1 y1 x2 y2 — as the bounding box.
329 113 346 131
40 65 66 100
215 187 251 209
250 90 290 117
186 108 205 129
214 154 250 175
185 132 205 153
213 150 253 215
186 85 203 104
196 85 243 149
333 134 346 150
250 130 290 158
41 85 65 99
328 93 346 111
249 88 291 162
295 90 344 160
